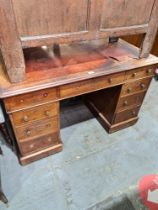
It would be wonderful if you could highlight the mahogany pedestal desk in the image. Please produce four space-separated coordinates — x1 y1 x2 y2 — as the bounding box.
0 40 158 165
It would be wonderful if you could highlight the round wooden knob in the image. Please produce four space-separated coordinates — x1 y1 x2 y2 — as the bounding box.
140 83 145 89
23 115 29 122
43 93 48 97
47 137 52 142
45 111 50 117
132 111 136 116
123 101 128 106
147 69 152 74
26 130 31 136
132 72 137 78
30 144 34 149
127 87 132 93
20 99 24 103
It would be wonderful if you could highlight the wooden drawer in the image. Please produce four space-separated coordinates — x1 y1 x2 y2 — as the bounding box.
125 66 155 81
93 72 125 90
18 133 59 155
11 102 59 126
4 88 58 112
116 92 146 111
60 72 125 99
121 77 152 96
114 107 140 124
60 79 94 99
15 117 59 141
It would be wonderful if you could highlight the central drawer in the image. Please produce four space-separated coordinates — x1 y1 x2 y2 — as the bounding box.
60 72 125 99
93 72 125 90
60 79 94 99
15 117 59 141
11 102 59 126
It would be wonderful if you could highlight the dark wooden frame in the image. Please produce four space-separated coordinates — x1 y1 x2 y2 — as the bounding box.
0 0 158 83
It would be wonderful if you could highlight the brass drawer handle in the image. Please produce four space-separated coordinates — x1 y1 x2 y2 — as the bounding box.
147 69 152 74
26 130 31 136
23 115 29 122
140 83 145 89
132 72 137 78
45 111 50 117
43 93 48 97
123 101 128 106
127 87 132 93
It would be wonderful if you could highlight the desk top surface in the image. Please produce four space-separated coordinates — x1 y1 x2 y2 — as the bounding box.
0 39 158 98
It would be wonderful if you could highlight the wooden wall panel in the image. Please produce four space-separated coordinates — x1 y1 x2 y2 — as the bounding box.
12 0 89 36
100 0 154 29
0 0 157 83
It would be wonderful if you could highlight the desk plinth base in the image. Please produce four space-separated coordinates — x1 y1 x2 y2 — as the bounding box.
19 141 63 165
86 100 138 134
99 116 138 134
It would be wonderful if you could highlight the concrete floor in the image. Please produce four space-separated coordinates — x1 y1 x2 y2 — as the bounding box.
0 80 158 210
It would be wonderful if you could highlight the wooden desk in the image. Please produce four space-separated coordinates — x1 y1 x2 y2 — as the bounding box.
0 40 158 165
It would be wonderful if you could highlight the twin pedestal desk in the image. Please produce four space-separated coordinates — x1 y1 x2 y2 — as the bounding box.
0 40 158 165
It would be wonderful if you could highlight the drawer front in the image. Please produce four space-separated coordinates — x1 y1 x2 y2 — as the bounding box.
60 79 94 99
4 88 58 112
114 107 140 124
121 77 152 96
19 133 59 155
117 92 146 111
15 117 59 141
93 72 125 90
125 66 155 81
11 102 59 126
60 72 125 99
